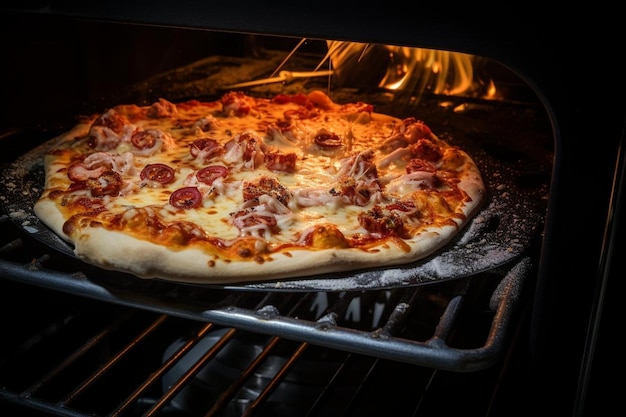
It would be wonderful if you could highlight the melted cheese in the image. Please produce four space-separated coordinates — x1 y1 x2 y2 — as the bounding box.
40 91 480 262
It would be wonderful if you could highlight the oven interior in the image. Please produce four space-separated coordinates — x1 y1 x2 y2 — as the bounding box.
1 7 620 417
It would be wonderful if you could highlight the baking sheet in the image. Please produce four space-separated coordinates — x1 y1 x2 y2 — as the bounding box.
0 128 546 291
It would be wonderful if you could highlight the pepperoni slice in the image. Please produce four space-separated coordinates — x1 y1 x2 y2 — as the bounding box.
140 163 175 184
196 165 228 185
275 120 293 132
131 130 158 149
86 170 123 197
314 132 342 148
169 187 202 209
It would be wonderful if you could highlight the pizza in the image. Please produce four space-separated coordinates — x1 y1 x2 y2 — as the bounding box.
33 90 486 284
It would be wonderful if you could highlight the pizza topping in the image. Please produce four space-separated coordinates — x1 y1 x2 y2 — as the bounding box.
314 131 343 148
140 163 176 185
190 138 223 162
403 118 433 142
243 176 291 206
292 187 341 208
87 110 136 151
130 129 175 156
231 194 291 238
272 92 311 107
92 109 127 135
223 133 264 169
332 151 381 206
221 91 255 117
231 208 278 238
63 197 106 215
67 161 107 182
67 152 136 183
376 146 411 169
192 115 221 133
169 187 203 209
299 224 349 249
406 158 437 173
335 150 378 180
266 122 299 146
130 130 157 150
358 205 410 238
378 118 433 153
85 170 123 197
263 150 297 172
307 90 341 111
284 106 318 121
196 165 229 185
409 139 444 162
146 98 178 118
387 171 440 195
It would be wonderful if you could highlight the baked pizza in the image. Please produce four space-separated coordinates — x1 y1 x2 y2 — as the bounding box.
33 90 486 284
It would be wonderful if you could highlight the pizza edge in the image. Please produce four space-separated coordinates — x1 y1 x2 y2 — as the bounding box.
33 200 480 283
33 164 486 284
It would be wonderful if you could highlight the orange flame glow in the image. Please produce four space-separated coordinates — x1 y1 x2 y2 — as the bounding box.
324 41 489 100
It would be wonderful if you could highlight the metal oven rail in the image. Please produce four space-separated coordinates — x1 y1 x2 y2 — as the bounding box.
0 211 531 371
0 282 530 417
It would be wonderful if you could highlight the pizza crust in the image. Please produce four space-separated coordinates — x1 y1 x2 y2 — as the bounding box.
33 199 71 241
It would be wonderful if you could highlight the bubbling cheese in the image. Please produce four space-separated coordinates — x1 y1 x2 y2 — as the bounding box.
35 90 484 272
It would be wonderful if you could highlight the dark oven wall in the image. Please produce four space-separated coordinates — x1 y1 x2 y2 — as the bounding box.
1 4 625 417
0 14 251 132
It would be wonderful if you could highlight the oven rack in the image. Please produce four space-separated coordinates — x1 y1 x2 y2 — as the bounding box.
0 214 531 372
0 273 531 417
